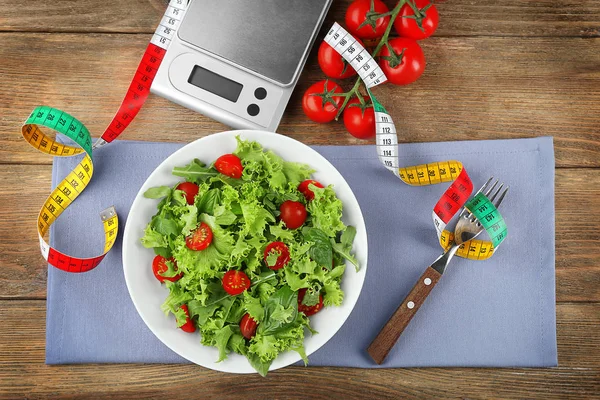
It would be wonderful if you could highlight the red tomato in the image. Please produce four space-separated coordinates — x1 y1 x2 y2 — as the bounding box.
297 288 324 316
179 304 196 333
378 37 425 86
263 241 291 270
176 181 199 205
302 80 344 124
239 313 258 339
185 222 213 251
280 200 307 230
345 0 390 39
152 255 183 283
394 0 439 40
298 179 324 201
343 98 376 140
215 154 243 179
222 270 251 295
318 41 359 80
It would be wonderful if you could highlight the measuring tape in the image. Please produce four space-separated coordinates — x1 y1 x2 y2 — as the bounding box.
21 0 190 272
325 23 507 259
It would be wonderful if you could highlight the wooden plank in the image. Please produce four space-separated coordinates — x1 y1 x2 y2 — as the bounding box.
1 34 599 167
1 166 599 301
0 301 598 398
0 0 599 37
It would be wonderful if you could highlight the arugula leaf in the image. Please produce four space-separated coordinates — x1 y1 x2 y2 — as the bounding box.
143 186 172 199
303 227 333 270
197 188 221 215
172 159 218 183
259 285 299 336
214 325 234 362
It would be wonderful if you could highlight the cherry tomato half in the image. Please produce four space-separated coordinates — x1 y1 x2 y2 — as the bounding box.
345 0 390 39
185 222 213 251
215 154 243 179
222 270 251 295
280 200 307 230
179 304 196 333
394 0 439 40
343 98 376 140
240 313 258 339
302 80 344 124
263 241 291 270
176 181 199 205
378 37 425 86
152 255 183 283
298 288 324 316
298 179 324 201
318 41 359 80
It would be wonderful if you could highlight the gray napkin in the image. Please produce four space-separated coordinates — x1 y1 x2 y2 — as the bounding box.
46 136 557 367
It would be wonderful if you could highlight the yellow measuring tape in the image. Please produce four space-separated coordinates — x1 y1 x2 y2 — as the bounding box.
22 0 189 272
325 23 504 259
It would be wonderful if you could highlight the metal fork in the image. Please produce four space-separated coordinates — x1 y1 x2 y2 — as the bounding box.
367 177 509 365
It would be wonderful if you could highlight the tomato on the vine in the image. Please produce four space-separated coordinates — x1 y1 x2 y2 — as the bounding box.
345 0 390 39
318 41 360 80
215 154 243 179
394 0 439 40
280 200 307 230
302 80 344 123
378 37 425 86
297 288 324 316
185 222 213 251
152 255 183 283
263 241 291 270
343 98 376 140
178 304 196 333
222 270 251 295
298 179 324 201
176 181 199 205
239 313 258 339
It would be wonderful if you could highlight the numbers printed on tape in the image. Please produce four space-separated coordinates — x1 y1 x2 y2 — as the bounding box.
21 0 189 272
326 23 507 259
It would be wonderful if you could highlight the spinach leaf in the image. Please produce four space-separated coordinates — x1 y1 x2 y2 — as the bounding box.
332 226 359 272
143 186 171 199
258 285 299 336
303 227 333 270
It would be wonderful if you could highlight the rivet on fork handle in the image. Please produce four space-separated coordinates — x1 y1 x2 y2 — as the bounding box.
367 266 442 364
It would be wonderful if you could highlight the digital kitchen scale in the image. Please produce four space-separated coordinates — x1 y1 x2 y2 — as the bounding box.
151 0 332 131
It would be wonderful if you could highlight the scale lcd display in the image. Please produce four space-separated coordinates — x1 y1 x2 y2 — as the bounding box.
188 65 243 103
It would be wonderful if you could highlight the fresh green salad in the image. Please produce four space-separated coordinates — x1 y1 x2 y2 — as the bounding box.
140 137 358 376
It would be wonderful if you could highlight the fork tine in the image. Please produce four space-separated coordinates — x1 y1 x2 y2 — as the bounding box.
488 183 504 203
484 179 499 197
493 186 509 208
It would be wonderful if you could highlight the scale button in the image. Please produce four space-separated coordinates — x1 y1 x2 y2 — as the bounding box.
254 87 267 100
247 104 260 116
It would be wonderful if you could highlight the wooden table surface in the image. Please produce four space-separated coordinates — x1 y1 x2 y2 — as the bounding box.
1 0 599 398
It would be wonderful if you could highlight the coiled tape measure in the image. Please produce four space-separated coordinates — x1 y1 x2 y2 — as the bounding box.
324 23 507 259
22 3 505 273
21 0 190 272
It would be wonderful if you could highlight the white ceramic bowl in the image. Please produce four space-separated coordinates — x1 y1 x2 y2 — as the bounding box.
122 130 368 374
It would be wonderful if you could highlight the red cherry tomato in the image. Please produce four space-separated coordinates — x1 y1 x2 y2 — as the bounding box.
263 241 291 270
179 304 196 333
318 41 360 80
343 98 376 140
378 37 425 86
222 270 251 295
239 313 258 339
280 200 307 230
345 0 390 39
215 154 243 179
185 222 213 251
297 288 324 316
302 80 344 124
176 181 199 205
152 255 183 283
298 179 324 201
394 0 439 40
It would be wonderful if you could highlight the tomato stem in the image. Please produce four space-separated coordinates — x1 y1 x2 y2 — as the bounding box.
333 0 408 120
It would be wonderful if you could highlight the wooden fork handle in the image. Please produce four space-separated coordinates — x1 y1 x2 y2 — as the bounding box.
367 266 442 364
